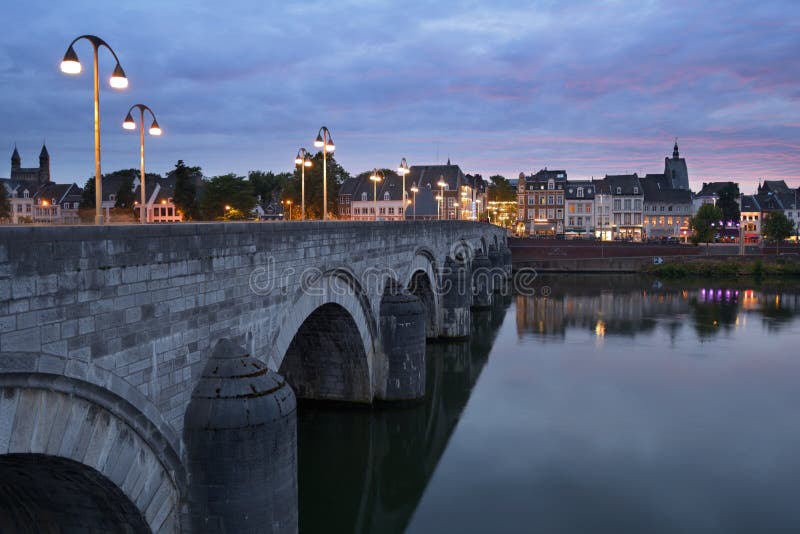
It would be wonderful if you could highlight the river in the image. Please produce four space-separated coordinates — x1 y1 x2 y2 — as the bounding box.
297 275 800 534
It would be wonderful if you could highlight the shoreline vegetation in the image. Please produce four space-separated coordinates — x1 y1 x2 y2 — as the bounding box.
643 257 800 277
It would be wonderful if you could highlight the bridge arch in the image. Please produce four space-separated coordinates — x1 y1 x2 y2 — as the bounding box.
406 249 441 339
273 269 377 402
0 352 184 533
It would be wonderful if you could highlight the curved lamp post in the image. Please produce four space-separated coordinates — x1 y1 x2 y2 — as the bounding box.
370 169 383 222
61 35 128 225
397 158 410 217
437 177 447 221
294 148 312 221
410 183 418 220
314 127 335 221
123 104 161 223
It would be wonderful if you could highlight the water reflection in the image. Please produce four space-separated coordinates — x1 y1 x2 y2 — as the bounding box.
297 296 510 534
517 275 800 342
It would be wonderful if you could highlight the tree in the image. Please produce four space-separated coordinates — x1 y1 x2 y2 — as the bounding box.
690 203 724 250
281 152 350 219
488 175 516 202
170 160 202 220
199 173 257 220
114 176 136 208
249 170 292 204
0 183 10 221
716 183 740 222
761 211 795 255
80 177 95 208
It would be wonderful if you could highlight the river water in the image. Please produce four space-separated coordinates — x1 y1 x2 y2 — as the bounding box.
297 275 800 534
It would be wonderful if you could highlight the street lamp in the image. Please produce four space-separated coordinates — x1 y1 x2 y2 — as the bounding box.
435 195 443 220
397 158 410 216
410 183 419 220
370 169 383 222
437 177 447 221
61 35 128 225
294 148 313 221
476 199 482 221
122 104 161 224
314 127 335 221
285 200 293 220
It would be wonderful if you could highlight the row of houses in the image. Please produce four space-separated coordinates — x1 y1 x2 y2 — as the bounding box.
1 146 181 224
516 142 799 241
337 160 488 221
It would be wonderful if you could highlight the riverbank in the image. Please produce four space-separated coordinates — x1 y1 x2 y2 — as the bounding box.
643 256 800 277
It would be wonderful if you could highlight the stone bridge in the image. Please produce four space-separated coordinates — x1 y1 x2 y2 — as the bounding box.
0 221 511 533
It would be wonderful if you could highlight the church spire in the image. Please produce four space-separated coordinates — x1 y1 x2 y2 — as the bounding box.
673 138 679 159
11 144 20 170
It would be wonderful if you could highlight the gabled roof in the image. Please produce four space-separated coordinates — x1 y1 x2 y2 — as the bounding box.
564 180 596 200
740 195 760 212
406 164 466 192
598 174 642 195
696 181 737 198
640 175 692 203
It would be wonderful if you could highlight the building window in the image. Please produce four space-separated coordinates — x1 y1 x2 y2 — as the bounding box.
569 204 575 214
633 187 639 194
23 190 29 198
540 197 546 205
634 199 642 210
556 195 563 204
528 196 535 205
109 194 116 202
624 199 632 211
613 199 621 211
379 207 385 214
556 209 563 218
398 207 403 215
384 192 390 201
361 192 367 201
616 187 621 194
548 180 554 190
388 207 394 215
577 187 583 198
547 195 554 205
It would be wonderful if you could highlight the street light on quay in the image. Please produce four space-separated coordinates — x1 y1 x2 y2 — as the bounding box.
61 35 128 225
294 148 312 221
314 127 335 221
435 194 443 220
123 104 161 224
410 183 419 220
437 177 447 221
370 169 383 222
397 158 410 214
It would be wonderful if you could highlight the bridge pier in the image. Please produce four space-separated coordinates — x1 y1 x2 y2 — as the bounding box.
470 251 493 310
184 340 298 534
439 255 471 339
376 281 427 401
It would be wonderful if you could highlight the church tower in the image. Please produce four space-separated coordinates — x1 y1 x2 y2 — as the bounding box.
664 139 689 190
11 146 20 172
38 143 50 184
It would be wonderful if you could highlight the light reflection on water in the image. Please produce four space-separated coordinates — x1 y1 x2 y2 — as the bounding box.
299 276 800 534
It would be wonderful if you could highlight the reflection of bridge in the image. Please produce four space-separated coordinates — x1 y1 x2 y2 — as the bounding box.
298 297 510 534
0 221 511 533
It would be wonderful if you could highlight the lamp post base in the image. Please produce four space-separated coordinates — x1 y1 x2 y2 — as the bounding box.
95 214 104 225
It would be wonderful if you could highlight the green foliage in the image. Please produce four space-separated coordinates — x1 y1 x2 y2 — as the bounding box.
249 170 292 204
281 152 350 219
716 183 740 222
114 176 136 208
200 173 256 220
644 258 800 277
81 177 95 208
690 203 724 247
0 183 10 220
221 207 249 221
170 160 202 220
761 211 795 254
488 175 517 202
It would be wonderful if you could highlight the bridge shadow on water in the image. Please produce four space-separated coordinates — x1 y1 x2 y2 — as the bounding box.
296 294 510 534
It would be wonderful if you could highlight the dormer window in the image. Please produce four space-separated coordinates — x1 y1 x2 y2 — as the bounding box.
109 194 116 202
383 192 390 201
23 190 29 198
633 187 639 194
616 187 621 194
361 192 367 201
577 187 584 198
548 179 554 190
